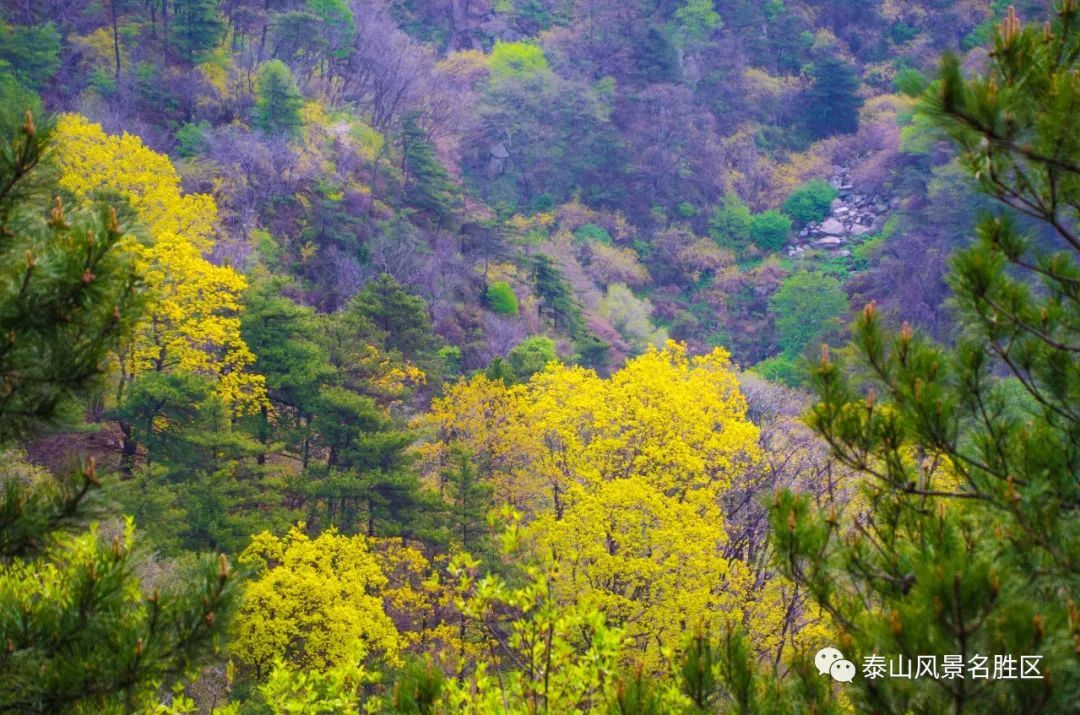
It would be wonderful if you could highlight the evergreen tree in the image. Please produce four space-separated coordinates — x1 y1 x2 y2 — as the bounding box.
531 254 584 336
171 0 226 63
240 277 332 465
305 385 429 538
770 6 1080 712
804 54 863 138
345 274 439 363
112 371 292 553
0 108 140 442
400 111 459 223
441 448 494 557
573 333 611 372
0 105 235 711
253 59 304 138
0 20 60 90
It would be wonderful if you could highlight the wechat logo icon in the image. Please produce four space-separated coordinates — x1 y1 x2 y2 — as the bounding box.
816 647 857 683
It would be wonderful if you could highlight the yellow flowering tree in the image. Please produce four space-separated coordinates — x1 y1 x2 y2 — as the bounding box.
52 114 264 413
231 526 401 678
417 343 797 669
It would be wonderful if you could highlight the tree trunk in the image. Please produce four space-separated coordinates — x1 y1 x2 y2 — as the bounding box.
161 0 169 63
257 0 271 62
110 0 121 82
119 421 137 478
257 403 269 465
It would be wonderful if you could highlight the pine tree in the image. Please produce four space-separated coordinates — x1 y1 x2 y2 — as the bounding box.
344 274 439 364
770 6 1080 712
0 108 140 442
171 0 226 63
252 59 304 138
0 20 61 90
110 371 288 553
804 54 862 138
0 104 236 711
531 254 584 336
441 448 494 560
240 277 333 465
305 385 429 538
400 111 459 224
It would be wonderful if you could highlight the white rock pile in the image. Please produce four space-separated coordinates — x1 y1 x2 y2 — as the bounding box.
787 167 899 257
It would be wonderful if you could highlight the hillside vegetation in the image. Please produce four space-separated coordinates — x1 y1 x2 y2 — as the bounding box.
0 1 1076 713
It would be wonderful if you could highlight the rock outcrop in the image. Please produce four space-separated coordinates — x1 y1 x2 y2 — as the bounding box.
787 166 894 256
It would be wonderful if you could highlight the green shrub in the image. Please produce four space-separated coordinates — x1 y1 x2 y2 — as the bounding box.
508 336 557 380
709 194 752 252
573 223 613 245
175 121 210 158
749 210 792 252
753 355 805 387
486 281 519 316
782 180 837 227
489 41 549 80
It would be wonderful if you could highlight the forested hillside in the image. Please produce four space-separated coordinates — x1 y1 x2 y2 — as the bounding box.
0 0 1077 712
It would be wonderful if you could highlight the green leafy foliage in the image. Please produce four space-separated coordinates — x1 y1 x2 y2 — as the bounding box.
709 193 753 253
171 0 226 63
507 335 557 380
753 354 804 387
769 271 848 357
573 222 613 245
485 280 519 315
749 209 792 252
175 120 210 157
782 179 837 226
0 20 60 90
675 0 722 41
489 41 549 80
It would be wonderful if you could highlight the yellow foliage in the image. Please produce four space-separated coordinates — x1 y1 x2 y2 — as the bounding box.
435 49 491 88
232 526 402 675
198 47 233 98
413 375 539 508
417 343 777 669
70 27 124 73
53 114 265 412
371 539 459 654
